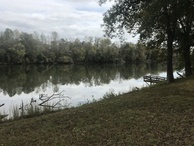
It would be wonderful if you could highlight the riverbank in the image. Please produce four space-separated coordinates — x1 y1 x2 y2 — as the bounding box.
0 76 194 145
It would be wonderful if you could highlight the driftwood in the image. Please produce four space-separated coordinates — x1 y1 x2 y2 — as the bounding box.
17 91 70 116
176 71 184 78
30 98 36 106
39 90 71 108
0 103 4 107
0 104 8 120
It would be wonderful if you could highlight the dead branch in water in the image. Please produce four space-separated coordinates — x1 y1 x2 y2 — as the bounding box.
0 104 8 120
0 103 4 107
176 71 184 78
39 90 71 108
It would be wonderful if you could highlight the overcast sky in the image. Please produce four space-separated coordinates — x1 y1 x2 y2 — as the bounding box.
0 0 138 43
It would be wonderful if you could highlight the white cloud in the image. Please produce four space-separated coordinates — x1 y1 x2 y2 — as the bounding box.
0 0 138 43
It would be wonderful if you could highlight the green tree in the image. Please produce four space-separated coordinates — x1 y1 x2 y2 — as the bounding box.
176 0 194 76
99 0 180 82
51 31 59 57
7 43 26 63
20 32 38 63
120 43 135 63
70 39 85 62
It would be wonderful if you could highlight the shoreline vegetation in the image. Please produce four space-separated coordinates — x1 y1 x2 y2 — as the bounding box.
0 75 194 145
0 28 173 65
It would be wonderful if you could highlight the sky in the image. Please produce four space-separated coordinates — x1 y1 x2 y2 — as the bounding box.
0 0 138 43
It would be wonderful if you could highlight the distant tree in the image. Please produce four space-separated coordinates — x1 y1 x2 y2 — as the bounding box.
2 28 15 49
70 39 85 62
40 33 47 44
7 43 26 63
20 32 38 63
0 28 167 65
51 31 59 52
13 29 21 40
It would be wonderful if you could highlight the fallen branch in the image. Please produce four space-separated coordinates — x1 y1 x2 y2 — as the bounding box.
176 72 184 78
39 90 71 108
0 103 4 107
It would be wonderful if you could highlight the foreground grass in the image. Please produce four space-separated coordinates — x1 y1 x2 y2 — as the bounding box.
0 76 194 145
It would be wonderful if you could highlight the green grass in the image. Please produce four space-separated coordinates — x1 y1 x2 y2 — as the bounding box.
0 102 63 123
0 76 194 145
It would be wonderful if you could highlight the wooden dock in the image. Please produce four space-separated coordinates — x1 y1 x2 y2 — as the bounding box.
143 75 167 84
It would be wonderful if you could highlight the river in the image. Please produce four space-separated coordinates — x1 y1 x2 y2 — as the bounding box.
0 64 178 116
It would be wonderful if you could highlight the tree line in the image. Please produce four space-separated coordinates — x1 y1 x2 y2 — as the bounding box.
100 0 194 82
0 28 168 65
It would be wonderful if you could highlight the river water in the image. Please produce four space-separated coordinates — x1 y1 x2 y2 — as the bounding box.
0 64 178 116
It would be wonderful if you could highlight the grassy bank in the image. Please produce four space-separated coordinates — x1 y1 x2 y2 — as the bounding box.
0 76 194 145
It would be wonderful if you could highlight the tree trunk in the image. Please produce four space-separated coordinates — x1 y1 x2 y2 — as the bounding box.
167 32 174 83
164 1 177 83
183 44 192 76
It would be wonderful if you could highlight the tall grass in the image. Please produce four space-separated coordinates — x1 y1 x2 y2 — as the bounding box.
3 93 71 121
7 102 61 121
0 113 8 123
12 105 20 120
103 90 117 99
25 104 42 117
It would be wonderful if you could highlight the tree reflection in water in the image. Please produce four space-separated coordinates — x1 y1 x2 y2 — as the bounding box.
0 64 166 97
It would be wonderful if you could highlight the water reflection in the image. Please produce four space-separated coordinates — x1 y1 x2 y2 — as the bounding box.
0 64 166 97
0 64 167 116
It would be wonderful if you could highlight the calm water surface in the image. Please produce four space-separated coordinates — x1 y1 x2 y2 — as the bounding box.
0 64 173 115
